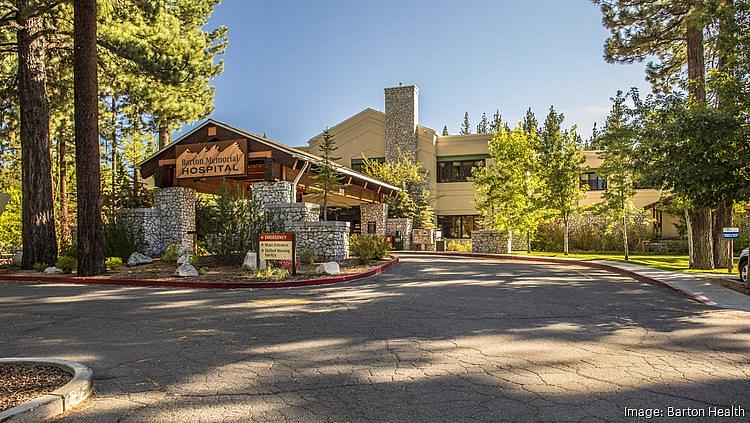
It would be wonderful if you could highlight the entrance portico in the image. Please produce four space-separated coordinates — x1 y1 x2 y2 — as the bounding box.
130 119 398 259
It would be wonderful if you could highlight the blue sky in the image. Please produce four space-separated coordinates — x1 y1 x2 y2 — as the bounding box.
195 0 652 146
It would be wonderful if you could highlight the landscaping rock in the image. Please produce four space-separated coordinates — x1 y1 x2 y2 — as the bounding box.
177 254 193 265
174 263 199 277
316 261 340 275
242 252 258 270
127 252 153 267
11 251 22 266
44 267 64 275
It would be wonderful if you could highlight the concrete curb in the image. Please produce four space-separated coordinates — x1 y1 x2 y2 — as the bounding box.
0 256 399 290
399 251 712 306
0 358 94 422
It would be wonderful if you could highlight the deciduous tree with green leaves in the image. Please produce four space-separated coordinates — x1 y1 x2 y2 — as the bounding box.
472 124 544 252
596 90 639 260
538 107 588 255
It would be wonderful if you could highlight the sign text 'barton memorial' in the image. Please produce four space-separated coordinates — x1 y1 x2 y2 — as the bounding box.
176 139 247 179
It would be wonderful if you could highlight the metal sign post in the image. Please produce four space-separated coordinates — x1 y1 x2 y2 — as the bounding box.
722 227 740 273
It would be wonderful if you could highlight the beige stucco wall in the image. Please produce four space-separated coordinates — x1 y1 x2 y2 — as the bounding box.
307 109 387 165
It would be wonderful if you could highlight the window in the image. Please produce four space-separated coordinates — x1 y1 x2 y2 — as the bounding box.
437 156 487 183
351 157 384 173
580 171 607 190
438 215 478 239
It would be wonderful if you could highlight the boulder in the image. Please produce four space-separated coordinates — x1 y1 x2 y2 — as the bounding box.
44 266 64 275
174 263 199 277
11 251 22 266
316 261 340 275
242 252 257 270
127 252 153 267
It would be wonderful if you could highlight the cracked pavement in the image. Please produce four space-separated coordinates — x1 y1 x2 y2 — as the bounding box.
2 253 750 422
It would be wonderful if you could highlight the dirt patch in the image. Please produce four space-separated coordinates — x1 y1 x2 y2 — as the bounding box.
0 364 72 412
0 256 390 284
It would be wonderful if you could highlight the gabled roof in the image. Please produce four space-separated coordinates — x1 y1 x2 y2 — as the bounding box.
139 119 400 192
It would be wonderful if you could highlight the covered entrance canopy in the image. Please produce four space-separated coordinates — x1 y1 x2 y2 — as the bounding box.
139 119 399 206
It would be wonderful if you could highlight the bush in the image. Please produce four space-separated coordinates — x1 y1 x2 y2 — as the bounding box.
533 211 655 253
162 243 182 262
252 264 290 281
103 218 142 261
350 234 389 264
106 257 123 270
196 183 283 264
55 256 77 273
59 243 78 260
0 188 22 254
33 262 46 272
446 240 471 252
298 248 315 265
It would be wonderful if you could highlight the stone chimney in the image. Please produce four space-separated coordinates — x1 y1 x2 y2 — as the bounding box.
384 84 419 163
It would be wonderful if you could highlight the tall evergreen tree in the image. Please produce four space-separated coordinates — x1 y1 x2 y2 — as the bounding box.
442 125 449 136
460 112 471 135
476 112 490 134
312 129 342 221
489 110 502 132
521 107 538 133
74 0 105 275
538 106 587 255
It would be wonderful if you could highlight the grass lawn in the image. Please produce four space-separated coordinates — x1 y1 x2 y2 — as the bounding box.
512 251 736 275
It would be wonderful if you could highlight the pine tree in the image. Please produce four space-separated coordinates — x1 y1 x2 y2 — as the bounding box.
489 110 502 132
312 129 342 221
476 112 490 134
74 0 106 275
442 126 449 136
521 108 538 134
460 112 471 135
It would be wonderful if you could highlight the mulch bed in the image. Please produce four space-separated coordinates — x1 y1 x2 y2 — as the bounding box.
0 256 388 284
0 364 72 412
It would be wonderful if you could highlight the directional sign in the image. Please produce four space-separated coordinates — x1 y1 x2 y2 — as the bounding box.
722 227 740 239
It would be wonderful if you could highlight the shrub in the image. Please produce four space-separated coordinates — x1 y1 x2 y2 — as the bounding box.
446 240 472 252
0 188 22 254
106 257 123 270
252 264 290 281
59 243 78 259
350 234 389 264
33 262 46 272
103 217 142 261
298 248 315 265
196 183 283 264
533 211 655 253
162 243 182 262
55 256 77 273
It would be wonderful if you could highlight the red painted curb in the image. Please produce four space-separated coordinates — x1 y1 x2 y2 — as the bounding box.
400 251 712 305
0 256 399 290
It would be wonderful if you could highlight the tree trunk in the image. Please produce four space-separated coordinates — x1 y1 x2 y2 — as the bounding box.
526 228 531 253
686 1 706 103
622 212 629 261
74 0 105 276
17 11 57 268
111 95 117 216
563 214 569 255
712 201 732 268
683 209 694 267
158 125 171 149
58 124 70 246
689 208 714 269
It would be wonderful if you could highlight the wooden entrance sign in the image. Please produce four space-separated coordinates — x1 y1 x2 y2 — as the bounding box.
175 139 247 179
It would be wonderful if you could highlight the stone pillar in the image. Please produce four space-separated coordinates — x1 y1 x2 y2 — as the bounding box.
286 221 350 261
360 203 388 236
116 208 161 256
251 181 293 208
264 202 320 225
155 186 196 253
385 84 419 163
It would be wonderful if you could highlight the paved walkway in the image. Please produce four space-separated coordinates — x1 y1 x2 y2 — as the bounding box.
2 254 750 422
589 260 750 312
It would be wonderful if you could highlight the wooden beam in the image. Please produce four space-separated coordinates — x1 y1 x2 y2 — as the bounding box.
159 159 176 166
248 151 272 159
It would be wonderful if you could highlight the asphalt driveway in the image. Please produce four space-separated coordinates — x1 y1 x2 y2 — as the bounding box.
2 254 749 422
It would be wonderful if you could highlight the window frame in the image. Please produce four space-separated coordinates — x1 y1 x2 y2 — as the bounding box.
436 155 488 183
